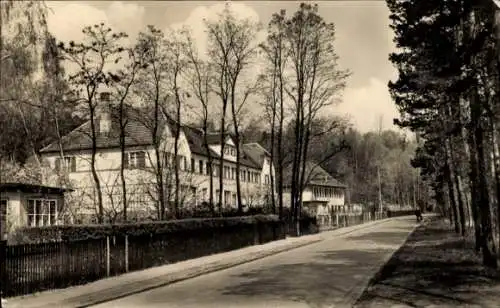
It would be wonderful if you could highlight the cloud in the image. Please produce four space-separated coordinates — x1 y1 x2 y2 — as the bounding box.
46 2 109 43
45 1 146 77
334 78 400 132
169 2 263 58
46 1 145 44
105 1 145 41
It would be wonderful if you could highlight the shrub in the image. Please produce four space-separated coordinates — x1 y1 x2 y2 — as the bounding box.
11 214 281 244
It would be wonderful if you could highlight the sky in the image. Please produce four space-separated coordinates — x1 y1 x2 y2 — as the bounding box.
45 0 399 133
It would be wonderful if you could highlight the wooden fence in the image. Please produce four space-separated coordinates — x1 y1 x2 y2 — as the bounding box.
317 211 387 230
0 210 415 298
0 220 284 298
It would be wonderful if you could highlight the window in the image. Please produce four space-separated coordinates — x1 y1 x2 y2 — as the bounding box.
206 162 210 175
265 175 270 185
1 199 7 237
183 157 187 171
55 156 76 173
224 166 231 179
213 164 219 177
224 191 231 206
191 186 197 203
199 160 204 174
216 190 220 202
175 156 182 170
231 167 236 180
27 199 57 227
232 193 237 207
242 170 246 182
191 158 195 173
126 151 146 169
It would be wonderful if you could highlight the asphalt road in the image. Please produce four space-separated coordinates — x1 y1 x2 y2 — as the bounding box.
91 217 417 308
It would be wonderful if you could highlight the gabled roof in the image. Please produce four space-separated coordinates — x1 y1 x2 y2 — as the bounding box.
40 106 165 153
282 161 347 188
40 105 262 169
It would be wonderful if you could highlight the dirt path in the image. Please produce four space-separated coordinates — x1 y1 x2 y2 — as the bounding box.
355 218 500 308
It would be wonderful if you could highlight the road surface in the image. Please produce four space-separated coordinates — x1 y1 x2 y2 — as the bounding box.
91 217 417 308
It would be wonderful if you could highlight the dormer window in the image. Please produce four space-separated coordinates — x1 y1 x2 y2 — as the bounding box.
224 145 236 156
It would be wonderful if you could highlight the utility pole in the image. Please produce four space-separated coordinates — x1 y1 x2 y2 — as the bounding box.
377 115 383 213
377 166 383 213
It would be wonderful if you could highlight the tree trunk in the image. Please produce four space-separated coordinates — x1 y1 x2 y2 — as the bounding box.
291 101 303 233
447 137 467 235
90 107 103 223
218 112 226 213
203 118 215 214
231 102 243 213
277 61 285 220
475 124 497 267
174 101 181 218
445 161 461 234
490 121 500 252
269 101 277 214
119 115 127 222
470 86 497 267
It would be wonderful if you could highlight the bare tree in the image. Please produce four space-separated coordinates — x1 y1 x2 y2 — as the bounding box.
260 9 289 217
161 29 191 217
184 31 216 213
284 4 350 235
112 44 146 222
134 25 170 219
58 23 128 223
205 6 260 212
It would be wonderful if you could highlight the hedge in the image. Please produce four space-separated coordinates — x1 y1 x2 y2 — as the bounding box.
9 214 281 244
386 209 417 218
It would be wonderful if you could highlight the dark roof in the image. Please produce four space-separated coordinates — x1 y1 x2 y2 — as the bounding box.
40 105 262 169
40 106 162 152
283 161 347 188
242 143 270 167
0 183 73 194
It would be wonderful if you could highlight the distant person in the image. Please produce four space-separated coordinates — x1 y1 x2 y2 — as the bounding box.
415 208 423 222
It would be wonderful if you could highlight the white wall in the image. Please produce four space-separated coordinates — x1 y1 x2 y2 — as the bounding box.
40 128 275 215
282 185 347 216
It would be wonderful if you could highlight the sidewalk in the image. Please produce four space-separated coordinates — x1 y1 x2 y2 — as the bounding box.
6 216 402 308
354 217 500 308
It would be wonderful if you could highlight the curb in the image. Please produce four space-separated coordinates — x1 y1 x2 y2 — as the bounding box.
350 216 435 307
72 217 399 308
35 238 324 308
11 217 400 308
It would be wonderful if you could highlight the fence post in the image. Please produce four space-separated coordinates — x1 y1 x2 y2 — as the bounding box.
106 236 110 277
124 235 129 273
0 240 6 305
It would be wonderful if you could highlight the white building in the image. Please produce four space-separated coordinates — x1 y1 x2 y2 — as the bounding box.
39 93 275 222
282 161 347 218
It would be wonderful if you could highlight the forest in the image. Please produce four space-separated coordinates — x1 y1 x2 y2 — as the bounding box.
387 0 500 268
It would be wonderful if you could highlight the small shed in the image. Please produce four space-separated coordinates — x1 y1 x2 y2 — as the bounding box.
0 183 72 239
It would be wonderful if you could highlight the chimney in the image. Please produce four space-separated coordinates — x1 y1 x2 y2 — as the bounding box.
97 92 112 134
